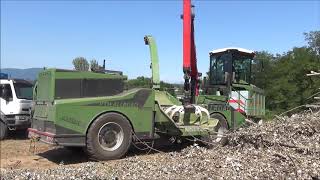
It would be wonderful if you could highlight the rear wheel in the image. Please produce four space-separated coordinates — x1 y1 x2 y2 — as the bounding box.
86 113 132 161
0 120 8 140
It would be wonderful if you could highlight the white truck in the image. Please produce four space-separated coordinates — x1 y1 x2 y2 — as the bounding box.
0 73 33 140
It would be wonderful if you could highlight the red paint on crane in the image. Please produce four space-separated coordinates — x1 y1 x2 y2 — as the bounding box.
182 0 199 101
183 0 191 72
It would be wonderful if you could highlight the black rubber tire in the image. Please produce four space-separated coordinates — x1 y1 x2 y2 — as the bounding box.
0 120 8 140
211 113 229 146
86 113 132 161
201 113 229 147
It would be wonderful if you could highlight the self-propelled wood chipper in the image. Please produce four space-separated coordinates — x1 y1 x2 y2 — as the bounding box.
28 0 265 160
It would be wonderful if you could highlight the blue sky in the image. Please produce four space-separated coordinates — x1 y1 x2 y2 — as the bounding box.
1 0 319 83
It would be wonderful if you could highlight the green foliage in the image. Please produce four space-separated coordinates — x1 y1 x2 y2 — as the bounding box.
252 51 275 90
253 31 320 113
126 76 176 96
160 81 176 97
304 31 320 55
90 59 100 71
126 76 152 89
72 57 89 71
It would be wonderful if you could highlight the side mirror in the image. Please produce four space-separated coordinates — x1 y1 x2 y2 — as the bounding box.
203 77 207 85
201 77 207 93
2 86 11 102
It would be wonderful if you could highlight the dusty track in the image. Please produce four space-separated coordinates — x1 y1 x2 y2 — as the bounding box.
0 132 184 170
0 132 88 170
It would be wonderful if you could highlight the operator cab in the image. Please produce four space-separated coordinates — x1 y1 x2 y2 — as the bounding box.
203 47 265 117
209 47 255 88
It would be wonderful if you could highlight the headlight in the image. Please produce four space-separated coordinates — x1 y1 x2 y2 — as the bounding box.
15 116 27 120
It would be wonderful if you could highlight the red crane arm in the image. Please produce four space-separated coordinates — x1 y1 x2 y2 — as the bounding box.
183 0 192 73
183 0 199 103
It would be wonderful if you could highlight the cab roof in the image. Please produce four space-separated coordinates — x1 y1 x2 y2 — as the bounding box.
0 79 33 85
210 47 255 55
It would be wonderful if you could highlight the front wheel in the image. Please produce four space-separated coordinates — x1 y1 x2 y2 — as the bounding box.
202 113 229 147
86 113 132 161
0 120 8 140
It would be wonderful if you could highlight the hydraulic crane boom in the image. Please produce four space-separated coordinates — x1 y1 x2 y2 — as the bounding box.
182 0 199 104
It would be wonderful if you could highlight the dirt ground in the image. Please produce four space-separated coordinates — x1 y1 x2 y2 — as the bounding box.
0 131 89 170
0 131 179 171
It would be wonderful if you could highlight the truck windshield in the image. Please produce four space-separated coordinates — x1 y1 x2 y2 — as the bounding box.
14 83 33 100
233 54 252 84
209 53 252 85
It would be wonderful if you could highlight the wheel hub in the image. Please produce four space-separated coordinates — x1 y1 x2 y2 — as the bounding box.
98 122 124 151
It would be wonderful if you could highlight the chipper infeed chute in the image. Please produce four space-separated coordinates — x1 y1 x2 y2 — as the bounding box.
144 35 219 138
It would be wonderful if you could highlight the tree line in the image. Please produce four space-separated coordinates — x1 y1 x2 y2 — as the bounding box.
72 57 102 72
126 76 176 96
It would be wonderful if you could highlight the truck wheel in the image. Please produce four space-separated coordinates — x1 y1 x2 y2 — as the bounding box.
86 113 132 161
211 113 228 146
201 113 228 147
0 121 8 140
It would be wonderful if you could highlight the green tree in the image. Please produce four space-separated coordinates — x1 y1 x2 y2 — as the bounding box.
126 76 152 89
251 31 320 113
72 57 89 71
252 51 275 89
304 31 320 55
265 47 320 112
90 59 100 71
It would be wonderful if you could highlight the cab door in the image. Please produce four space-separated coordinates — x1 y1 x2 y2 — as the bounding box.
0 83 16 115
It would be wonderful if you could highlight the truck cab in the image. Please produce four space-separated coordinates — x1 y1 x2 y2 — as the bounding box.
198 47 265 133
207 47 265 117
0 74 33 140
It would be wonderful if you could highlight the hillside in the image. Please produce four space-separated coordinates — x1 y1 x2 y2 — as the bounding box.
0 68 42 80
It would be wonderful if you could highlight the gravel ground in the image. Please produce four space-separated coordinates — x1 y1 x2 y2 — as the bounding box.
1 110 319 180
